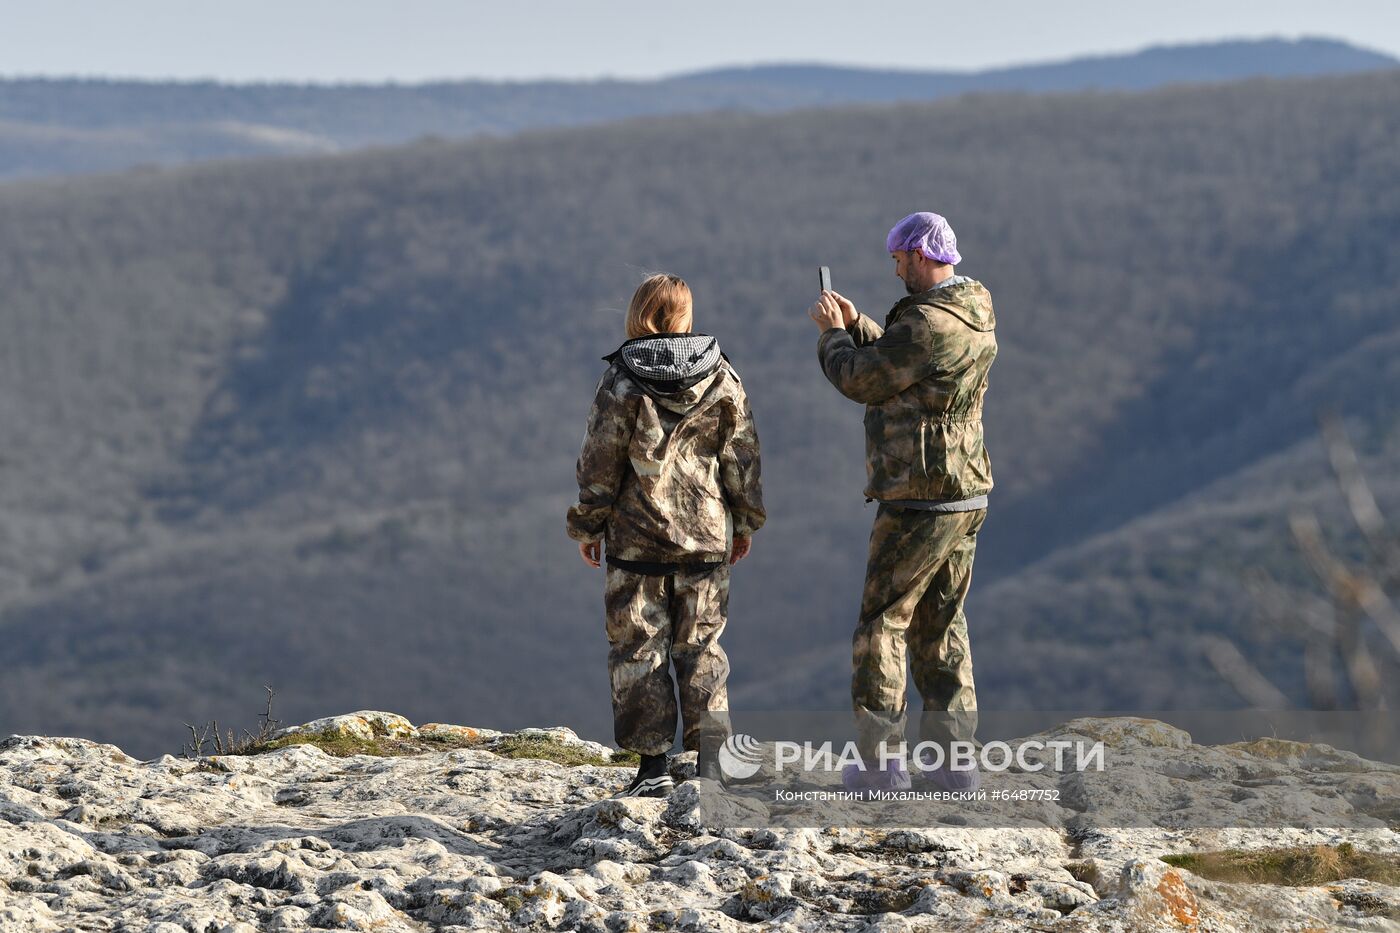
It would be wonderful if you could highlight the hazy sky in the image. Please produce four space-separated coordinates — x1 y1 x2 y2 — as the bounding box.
1 1 1397 83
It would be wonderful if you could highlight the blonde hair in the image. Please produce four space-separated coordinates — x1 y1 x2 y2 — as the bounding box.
625 273 693 338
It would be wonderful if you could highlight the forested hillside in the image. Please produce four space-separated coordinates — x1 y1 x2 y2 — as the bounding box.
0 70 1396 757
0 37 1391 181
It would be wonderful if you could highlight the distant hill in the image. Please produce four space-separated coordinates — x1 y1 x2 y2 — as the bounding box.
0 70 1396 758
0 37 1393 180
680 36 1398 95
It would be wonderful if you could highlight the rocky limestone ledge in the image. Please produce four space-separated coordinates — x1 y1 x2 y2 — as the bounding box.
0 713 1396 932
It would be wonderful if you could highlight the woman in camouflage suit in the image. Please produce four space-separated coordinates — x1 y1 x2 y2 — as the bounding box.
567 274 765 798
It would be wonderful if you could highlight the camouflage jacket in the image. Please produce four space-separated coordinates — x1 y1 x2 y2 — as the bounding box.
566 333 765 564
817 278 997 503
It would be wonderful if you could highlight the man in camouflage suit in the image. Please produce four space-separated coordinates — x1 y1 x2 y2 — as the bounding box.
809 212 996 791
568 329 764 794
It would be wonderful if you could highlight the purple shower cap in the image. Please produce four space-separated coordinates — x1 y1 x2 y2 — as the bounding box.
886 211 962 265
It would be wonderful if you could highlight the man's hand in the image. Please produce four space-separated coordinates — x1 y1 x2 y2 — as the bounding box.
828 290 858 327
808 291 845 332
579 540 601 568
729 535 751 565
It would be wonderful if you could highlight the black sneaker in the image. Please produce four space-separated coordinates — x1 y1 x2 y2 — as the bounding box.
612 753 674 798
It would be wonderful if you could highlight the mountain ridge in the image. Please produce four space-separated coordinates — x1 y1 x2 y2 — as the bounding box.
0 37 1393 181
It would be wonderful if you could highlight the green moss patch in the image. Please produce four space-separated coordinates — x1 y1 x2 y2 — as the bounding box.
489 735 635 768
1162 843 1400 886
240 730 481 758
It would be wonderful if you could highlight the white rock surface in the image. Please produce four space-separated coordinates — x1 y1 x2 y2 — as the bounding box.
0 715 1396 931
270 711 418 741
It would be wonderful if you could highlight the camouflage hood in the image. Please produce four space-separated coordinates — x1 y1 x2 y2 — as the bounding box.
606 333 723 391
603 333 726 414
902 277 995 333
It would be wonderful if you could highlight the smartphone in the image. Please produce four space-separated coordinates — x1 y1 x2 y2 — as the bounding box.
818 266 832 293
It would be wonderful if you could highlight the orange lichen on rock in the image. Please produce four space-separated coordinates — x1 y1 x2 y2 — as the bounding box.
1155 869 1200 927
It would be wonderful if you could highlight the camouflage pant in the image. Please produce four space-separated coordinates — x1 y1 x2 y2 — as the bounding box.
852 504 985 763
603 562 733 756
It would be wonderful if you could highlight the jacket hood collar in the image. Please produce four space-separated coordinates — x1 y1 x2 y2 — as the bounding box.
604 332 726 394
895 278 995 332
